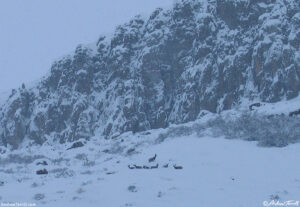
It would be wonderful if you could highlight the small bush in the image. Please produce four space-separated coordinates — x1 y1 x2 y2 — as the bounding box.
127 185 137 192
34 193 45 201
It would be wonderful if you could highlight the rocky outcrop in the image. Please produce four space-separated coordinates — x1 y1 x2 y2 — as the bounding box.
1 0 300 148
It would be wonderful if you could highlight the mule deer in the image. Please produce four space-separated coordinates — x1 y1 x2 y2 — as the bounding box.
128 165 135 169
134 165 142 169
148 154 157 162
151 164 159 169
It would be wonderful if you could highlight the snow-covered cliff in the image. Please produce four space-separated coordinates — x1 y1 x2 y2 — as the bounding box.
1 0 300 148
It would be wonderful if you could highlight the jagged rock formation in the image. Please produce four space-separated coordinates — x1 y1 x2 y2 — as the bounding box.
1 0 300 148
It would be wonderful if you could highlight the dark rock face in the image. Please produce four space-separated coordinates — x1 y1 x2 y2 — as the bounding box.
67 141 84 150
289 109 300 117
36 169 48 175
1 0 300 148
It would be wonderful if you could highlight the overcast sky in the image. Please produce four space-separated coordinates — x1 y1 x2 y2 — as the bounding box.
0 0 173 92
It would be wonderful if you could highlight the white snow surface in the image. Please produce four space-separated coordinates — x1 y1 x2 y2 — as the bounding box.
0 126 299 207
237 94 300 116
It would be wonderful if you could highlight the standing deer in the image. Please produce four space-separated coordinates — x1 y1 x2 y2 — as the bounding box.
148 154 157 162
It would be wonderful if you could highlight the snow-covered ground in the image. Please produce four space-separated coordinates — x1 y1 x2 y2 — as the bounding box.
0 127 299 207
239 95 300 116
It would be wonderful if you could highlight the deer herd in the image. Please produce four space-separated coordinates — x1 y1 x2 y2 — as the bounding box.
128 154 183 170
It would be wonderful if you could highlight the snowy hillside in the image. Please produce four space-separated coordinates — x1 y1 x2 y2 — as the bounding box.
1 0 300 148
1 98 300 206
0 127 300 207
1 0 300 206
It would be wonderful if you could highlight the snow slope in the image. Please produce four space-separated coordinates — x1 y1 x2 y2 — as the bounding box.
1 130 299 207
253 96 300 116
